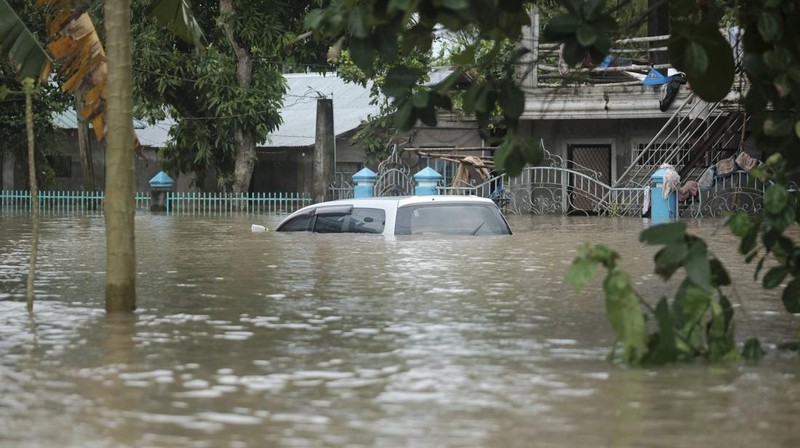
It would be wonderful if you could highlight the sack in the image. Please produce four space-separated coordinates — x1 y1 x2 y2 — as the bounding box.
735 152 758 172
715 156 736 177
697 165 715 191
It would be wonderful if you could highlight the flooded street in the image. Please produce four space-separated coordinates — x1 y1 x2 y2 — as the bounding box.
1 212 799 447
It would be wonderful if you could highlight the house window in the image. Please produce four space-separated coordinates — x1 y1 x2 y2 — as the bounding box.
46 155 73 177
632 142 692 168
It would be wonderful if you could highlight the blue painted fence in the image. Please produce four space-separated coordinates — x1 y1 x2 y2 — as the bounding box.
0 190 312 214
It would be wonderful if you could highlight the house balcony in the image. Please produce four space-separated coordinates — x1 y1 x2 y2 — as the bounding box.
517 11 745 121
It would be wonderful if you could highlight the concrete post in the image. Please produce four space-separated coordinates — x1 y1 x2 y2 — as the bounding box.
313 98 334 204
414 167 443 196
149 171 175 213
352 167 376 198
650 167 677 223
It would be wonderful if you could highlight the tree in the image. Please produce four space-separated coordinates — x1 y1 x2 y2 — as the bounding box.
306 0 800 362
131 0 329 193
103 0 136 311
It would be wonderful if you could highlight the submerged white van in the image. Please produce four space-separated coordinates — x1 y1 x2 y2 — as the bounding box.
273 196 512 236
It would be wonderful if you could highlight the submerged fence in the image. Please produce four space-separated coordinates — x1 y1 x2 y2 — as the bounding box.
0 190 312 215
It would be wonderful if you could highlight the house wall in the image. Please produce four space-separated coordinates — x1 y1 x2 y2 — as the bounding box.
524 116 761 185
407 120 483 149
530 117 673 182
252 146 313 194
30 130 203 192
253 132 367 194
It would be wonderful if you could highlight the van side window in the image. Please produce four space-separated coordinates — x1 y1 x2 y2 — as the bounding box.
314 212 348 233
279 214 312 231
314 208 385 234
279 206 386 234
348 208 385 234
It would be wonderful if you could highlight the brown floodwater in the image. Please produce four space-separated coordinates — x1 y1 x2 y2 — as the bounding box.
0 212 798 447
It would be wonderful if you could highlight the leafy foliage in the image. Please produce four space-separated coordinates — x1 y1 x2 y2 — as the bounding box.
0 0 52 83
567 223 750 365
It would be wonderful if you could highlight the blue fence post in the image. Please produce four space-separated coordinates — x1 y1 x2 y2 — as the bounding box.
149 171 175 213
650 167 678 224
414 167 443 196
352 167 377 198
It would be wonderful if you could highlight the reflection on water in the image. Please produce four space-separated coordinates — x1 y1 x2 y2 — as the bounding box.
1 212 799 447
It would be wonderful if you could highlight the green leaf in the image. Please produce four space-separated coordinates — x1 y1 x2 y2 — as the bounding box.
560 40 586 66
603 269 647 363
474 84 497 113
709 258 731 286
349 37 376 75
739 226 758 255
763 266 789 289
145 0 208 49
684 41 709 76
795 120 800 139
669 24 734 101
782 278 800 313
640 221 687 245
758 11 782 42
451 46 475 66
518 137 542 165
679 281 711 329
708 300 738 361
413 89 429 108
684 240 712 291
653 242 688 280
754 256 765 280
576 25 597 47
543 14 580 39
393 100 416 131
499 82 524 120
727 213 751 237
566 256 598 290
347 6 368 38
383 66 423 98
0 0 53 83
462 82 482 114
643 298 680 364
764 184 789 214
416 105 437 127
494 137 526 177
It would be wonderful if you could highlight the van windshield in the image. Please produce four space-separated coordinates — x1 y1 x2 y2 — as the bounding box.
394 203 512 236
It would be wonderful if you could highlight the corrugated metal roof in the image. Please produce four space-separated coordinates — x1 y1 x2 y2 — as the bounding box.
52 110 175 148
52 73 379 149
